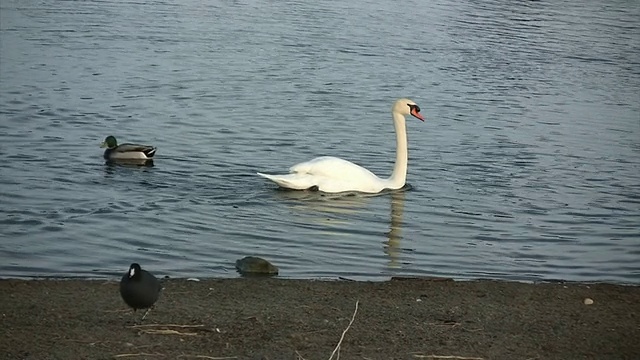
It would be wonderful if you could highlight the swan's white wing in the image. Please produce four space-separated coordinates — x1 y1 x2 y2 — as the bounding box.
289 156 379 180
258 156 386 193
256 172 319 190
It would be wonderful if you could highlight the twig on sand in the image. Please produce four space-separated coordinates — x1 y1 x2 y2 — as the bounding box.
138 329 199 336
295 350 308 360
413 355 484 360
427 321 460 327
129 324 205 328
114 353 164 358
141 308 152 321
177 356 238 359
130 324 210 336
328 300 359 360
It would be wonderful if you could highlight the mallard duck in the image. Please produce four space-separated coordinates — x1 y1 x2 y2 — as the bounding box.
100 135 157 161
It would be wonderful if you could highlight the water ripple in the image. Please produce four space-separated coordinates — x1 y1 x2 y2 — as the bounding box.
0 0 638 283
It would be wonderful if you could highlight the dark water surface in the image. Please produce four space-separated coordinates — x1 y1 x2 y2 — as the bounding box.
1 0 639 282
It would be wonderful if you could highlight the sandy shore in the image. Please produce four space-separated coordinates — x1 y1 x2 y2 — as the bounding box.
1 277 638 360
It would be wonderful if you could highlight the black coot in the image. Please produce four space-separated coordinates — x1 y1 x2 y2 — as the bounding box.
119 263 161 319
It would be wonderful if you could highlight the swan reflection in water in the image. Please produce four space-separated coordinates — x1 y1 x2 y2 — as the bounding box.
385 189 405 269
272 185 409 271
273 188 376 219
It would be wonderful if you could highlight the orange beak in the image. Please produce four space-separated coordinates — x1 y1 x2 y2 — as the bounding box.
411 107 425 121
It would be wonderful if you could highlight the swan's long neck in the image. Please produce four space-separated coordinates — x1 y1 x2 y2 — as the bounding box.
387 111 408 189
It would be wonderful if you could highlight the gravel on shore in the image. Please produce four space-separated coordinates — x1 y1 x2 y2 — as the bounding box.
1 277 638 360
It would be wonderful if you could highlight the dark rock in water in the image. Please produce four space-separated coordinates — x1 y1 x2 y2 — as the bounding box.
120 263 161 311
235 256 279 276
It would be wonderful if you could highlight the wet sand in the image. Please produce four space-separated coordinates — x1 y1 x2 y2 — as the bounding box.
1 277 638 359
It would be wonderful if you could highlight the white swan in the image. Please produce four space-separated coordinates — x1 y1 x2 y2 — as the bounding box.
257 98 425 193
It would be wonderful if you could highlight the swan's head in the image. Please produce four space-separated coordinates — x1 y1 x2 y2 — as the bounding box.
393 98 424 121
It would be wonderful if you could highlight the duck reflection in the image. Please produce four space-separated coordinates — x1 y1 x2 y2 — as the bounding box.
105 159 154 167
103 160 155 177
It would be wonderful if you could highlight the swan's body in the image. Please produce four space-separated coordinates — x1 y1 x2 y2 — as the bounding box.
258 98 424 194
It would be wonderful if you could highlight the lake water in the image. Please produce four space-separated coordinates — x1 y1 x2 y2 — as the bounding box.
1 0 639 283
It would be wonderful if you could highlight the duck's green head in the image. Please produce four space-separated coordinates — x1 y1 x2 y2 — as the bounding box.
100 136 118 149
